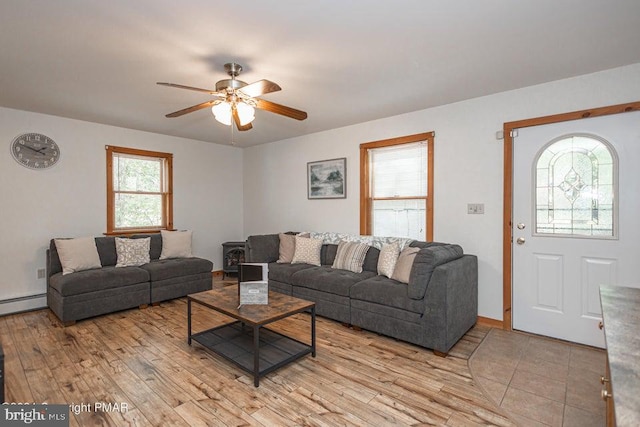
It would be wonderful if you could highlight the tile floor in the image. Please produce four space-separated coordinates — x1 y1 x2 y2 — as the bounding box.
470 328 607 426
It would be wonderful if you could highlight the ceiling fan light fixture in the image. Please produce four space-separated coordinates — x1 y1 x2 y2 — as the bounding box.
236 101 255 126
212 101 232 126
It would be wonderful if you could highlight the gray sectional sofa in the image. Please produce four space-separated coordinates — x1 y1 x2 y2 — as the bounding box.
246 233 478 355
47 234 213 325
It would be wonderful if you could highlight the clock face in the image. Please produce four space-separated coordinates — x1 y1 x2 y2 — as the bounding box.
11 133 60 169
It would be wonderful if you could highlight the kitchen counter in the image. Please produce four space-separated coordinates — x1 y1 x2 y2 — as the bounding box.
600 285 640 426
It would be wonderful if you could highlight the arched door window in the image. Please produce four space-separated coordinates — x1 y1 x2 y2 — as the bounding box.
534 134 617 238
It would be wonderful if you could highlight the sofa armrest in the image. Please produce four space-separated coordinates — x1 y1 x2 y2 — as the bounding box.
246 234 280 263
421 254 478 354
408 244 463 300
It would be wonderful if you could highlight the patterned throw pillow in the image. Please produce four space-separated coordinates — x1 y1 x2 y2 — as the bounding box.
377 242 400 278
291 236 323 266
391 247 420 284
332 241 370 273
115 237 151 267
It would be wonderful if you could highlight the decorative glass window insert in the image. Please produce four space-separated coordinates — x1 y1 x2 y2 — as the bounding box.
535 134 616 237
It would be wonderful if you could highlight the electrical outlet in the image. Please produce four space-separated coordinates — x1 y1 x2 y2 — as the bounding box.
37 268 46 279
467 203 485 214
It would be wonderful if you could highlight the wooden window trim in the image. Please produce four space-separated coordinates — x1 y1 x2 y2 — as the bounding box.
106 145 174 235
359 132 434 241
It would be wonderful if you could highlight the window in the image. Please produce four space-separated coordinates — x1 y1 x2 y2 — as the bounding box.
534 134 617 238
360 132 434 241
106 145 173 234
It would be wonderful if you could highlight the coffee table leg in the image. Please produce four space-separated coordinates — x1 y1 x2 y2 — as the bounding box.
253 325 260 387
311 306 316 357
187 299 192 345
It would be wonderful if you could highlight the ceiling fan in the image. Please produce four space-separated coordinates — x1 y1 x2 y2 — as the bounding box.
157 63 307 131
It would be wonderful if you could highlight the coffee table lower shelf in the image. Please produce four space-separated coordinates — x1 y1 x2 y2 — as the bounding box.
191 321 313 386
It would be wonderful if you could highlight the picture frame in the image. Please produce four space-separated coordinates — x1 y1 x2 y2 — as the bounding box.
307 157 347 199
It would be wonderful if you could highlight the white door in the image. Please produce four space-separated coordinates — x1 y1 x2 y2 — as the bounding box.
512 111 640 348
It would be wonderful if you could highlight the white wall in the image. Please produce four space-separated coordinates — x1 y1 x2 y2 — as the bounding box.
243 63 640 321
0 107 243 313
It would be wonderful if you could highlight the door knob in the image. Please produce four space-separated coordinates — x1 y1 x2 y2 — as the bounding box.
517 223 526 230
516 237 525 245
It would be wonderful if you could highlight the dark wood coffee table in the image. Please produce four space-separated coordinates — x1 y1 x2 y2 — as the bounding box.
187 286 316 387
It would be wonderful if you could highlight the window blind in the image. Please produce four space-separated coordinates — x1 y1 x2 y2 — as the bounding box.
370 141 427 198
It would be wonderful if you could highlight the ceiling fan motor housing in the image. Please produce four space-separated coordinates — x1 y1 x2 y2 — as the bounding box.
215 78 247 92
215 62 247 91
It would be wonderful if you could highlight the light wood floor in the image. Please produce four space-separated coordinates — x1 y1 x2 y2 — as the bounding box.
1 298 515 426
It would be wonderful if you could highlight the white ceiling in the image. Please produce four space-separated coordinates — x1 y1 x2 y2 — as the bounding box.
2 1 640 147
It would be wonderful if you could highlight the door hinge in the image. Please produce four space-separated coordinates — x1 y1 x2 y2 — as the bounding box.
510 129 519 138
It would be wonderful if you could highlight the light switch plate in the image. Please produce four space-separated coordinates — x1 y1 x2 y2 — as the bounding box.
467 203 484 214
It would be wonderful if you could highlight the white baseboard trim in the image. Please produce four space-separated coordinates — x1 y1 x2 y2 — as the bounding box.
0 293 47 316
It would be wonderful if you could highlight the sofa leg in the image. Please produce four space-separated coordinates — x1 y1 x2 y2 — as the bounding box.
433 350 448 358
139 304 149 309
62 320 76 327
352 326 362 332
151 302 161 307
341 322 350 328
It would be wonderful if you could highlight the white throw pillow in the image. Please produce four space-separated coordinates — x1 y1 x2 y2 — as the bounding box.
115 237 151 267
391 247 420 284
377 242 400 278
291 236 322 266
332 241 370 273
54 237 102 275
160 230 193 259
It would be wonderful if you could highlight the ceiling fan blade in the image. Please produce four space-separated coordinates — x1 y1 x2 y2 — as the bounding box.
232 108 253 131
238 79 282 98
255 99 307 121
165 100 216 118
157 82 219 95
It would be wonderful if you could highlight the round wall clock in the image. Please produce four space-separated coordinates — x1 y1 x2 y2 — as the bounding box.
10 133 61 169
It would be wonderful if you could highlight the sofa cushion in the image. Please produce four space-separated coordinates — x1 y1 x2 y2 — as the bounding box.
140 257 212 282
246 234 280 263
115 237 151 267
362 246 381 273
408 244 464 300
268 262 315 285
291 266 376 297
350 275 425 314
49 266 150 297
54 237 102 275
331 241 370 273
95 236 118 267
321 244 338 265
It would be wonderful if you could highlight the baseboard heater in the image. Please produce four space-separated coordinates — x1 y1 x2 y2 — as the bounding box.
0 293 47 316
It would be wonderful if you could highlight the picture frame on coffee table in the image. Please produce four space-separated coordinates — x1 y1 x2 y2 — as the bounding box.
307 157 346 199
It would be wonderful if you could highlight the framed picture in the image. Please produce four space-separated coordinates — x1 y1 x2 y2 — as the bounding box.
307 157 346 199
